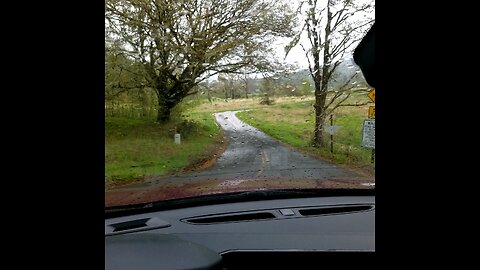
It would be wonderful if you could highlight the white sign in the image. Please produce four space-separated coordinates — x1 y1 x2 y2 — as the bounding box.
362 120 375 149
325 125 340 135
174 133 181 144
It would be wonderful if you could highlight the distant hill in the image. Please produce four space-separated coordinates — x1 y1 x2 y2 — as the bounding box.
329 57 367 89
247 57 367 92
207 57 368 97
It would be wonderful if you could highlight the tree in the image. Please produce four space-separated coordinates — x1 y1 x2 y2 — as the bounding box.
105 41 145 102
105 41 157 117
259 76 277 105
241 71 250 99
286 0 374 147
106 0 295 123
217 74 234 100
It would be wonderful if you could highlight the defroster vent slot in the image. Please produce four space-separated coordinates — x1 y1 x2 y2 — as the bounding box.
185 212 275 224
299 205 372 217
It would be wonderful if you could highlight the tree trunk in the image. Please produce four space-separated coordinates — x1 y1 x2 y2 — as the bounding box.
312 2 332 148
156 92 174 123
313 85 327 147
157 104 172 123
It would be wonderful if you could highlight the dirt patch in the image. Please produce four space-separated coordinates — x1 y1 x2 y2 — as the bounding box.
106 177 144 190
182 130 228 172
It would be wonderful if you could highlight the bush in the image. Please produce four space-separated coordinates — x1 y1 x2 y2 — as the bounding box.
259 95 275 105
175 119 199 139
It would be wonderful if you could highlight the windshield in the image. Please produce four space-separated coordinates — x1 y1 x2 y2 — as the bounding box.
105 0 375 208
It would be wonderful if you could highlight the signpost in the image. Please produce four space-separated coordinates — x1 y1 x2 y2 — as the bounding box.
325 115 341 154
365 89 375 163
174 127 181 144
325 125 340 135
174 133 181 144
362 119 375 149
368 106 375 118
367 89 375 103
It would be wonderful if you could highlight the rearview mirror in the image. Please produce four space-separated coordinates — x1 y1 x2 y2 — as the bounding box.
353 23 375 88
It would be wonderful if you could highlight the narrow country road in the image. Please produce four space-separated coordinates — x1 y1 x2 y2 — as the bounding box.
106 111 371 206
194 111 359 180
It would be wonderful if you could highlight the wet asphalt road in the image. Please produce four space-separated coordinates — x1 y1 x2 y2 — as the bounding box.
142 111 360 185
198 111 358 179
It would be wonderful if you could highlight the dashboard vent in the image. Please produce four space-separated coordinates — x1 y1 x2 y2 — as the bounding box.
112 218 150 232
105 217 171 236
298 205 372 217
185 212 276 224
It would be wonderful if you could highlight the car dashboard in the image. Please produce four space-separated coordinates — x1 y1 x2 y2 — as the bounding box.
105 194 375 269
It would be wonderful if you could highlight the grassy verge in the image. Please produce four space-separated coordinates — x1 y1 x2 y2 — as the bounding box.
105 110 223 185
236 100 374 176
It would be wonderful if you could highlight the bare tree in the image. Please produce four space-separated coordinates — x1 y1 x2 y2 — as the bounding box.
241 69 249 99
106 0 295 123
259 76 275 105
217 74 236 100
286 0 374 147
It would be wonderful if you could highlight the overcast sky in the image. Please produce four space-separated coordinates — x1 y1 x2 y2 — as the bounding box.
274 0 375 70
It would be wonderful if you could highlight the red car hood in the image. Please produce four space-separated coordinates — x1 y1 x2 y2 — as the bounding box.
105 177 374 208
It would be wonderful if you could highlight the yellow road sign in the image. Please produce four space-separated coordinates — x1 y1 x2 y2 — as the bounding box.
367 89 375 102
368 106 375 118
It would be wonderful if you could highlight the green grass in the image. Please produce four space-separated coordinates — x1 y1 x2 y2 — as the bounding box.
236 101 374 174
105 111 222 183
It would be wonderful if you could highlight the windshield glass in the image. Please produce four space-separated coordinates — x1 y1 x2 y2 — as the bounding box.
105 0 375 208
